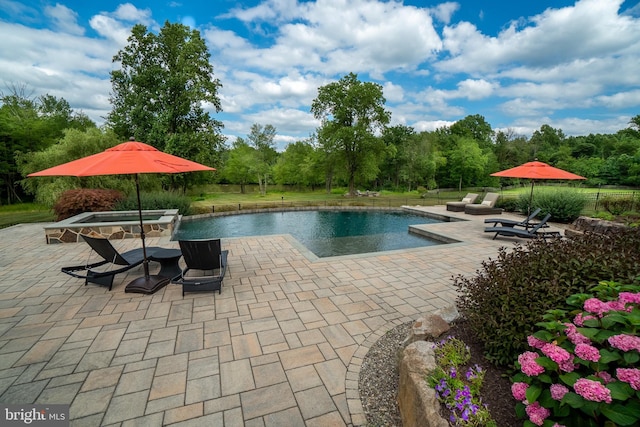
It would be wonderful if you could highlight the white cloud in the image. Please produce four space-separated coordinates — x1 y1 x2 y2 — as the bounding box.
44 4 84 35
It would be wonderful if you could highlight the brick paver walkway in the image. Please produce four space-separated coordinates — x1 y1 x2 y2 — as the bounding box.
0 206 560 426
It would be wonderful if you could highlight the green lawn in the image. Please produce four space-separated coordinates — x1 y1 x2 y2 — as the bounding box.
0 203 55 229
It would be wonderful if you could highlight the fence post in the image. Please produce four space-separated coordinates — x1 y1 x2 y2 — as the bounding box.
212 205 215 213
594 185 601 211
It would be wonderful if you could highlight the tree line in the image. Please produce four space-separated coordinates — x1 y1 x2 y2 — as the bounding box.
2 22 639 205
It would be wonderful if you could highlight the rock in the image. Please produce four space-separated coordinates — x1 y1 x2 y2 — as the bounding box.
434 305 460 324
403 314 451 345
398 341 449 427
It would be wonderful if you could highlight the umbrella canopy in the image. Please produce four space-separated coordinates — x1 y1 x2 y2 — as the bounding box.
490 161 586 180
28 140 214 177
490 160 586 214
29 140 215 292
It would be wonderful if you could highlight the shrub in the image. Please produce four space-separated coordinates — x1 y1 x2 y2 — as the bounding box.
53 188 125 221
454 227 640 367
600 195 636 216
516 188 588 223
114 191 192 215
496 197 519 212
511 280 640 427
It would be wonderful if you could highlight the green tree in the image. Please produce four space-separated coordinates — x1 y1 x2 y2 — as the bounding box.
273 139 323 189
448 137 488 191
449 114 494 149
311 73 390 195
222 138 255 194
247 124 278 195
0 87 95 204
107 21 224 183
17 128 129 206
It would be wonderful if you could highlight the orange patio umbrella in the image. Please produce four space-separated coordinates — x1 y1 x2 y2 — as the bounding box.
29 139 215 291
491 160 586 213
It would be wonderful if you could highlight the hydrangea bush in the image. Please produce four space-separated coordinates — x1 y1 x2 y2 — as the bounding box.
511 280 640 427
427 337 496 426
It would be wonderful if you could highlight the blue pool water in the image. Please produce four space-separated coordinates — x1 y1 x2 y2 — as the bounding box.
174 210 445 257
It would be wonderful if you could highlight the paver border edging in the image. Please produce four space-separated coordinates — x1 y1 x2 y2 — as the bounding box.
345 316 413 426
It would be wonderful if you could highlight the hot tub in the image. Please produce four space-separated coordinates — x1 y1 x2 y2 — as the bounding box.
44 209 180 244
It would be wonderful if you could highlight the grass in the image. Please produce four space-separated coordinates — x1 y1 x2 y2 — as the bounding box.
0 203 55 229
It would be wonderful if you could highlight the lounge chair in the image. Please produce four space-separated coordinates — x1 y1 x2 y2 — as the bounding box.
483 208 543 229
464 192 502 215
61 234 162 290
172 239 229 296
446 193 479 212
484 214 561 240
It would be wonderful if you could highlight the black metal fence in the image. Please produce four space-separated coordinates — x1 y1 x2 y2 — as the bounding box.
202 190 638 215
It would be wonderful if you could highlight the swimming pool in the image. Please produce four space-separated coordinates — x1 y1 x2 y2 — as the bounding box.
174 209 447 257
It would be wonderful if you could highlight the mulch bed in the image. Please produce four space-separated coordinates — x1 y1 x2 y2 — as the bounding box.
443 320 520 427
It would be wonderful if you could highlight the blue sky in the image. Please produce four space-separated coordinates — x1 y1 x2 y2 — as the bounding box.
1 0 639 150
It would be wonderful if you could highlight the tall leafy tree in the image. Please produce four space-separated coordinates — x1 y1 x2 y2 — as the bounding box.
223 138 255 194
247 124 278 195
0 86 94 204
107 21 224 174
311 73 390 195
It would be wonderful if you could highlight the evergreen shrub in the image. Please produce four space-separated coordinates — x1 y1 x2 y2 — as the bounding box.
53 188 124 221
454 227 640 367
516 188 588 223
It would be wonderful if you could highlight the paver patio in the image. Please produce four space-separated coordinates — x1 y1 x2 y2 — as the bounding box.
0 206 563 426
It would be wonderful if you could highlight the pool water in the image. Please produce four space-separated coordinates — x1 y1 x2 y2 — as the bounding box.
174 210 445 257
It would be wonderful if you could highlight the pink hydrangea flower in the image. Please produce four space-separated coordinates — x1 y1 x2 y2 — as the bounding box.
518 352 545 377
619 292 640 305
574 378 612 403
527 335 546 349
564 323 591 345
559 359 578 373
550 383 569 400
617 368 640 391
573 312 596 327
552 424 567 427
575 343 600 362
604 300 626 312
583 298 607 316
608 334 640 352
541 343 572 364
525 401 550 426
511 382 529 401
595 371 614 384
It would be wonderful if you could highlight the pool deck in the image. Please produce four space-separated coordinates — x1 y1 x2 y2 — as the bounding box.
0 206 565 426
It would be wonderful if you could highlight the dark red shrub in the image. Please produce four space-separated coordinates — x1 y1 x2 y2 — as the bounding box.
53 189 125 221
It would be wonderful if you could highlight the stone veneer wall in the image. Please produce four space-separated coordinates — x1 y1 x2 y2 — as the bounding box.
45 223 175 244
44 209 180 244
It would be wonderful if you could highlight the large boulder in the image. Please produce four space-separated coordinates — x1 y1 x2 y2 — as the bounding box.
398 341 449 427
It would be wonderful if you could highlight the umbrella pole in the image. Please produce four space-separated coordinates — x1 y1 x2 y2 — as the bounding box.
135 174 150 278
528 180 535 216
124 174 169 292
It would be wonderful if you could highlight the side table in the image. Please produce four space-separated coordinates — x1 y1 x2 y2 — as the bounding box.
149 248 183 280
